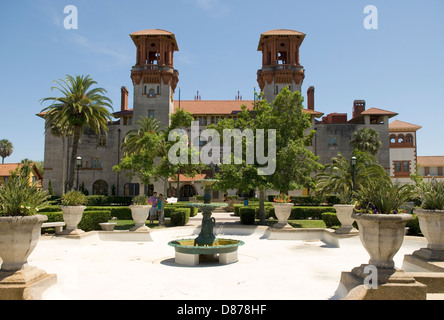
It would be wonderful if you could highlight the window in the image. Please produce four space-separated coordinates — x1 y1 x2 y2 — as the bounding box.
439 167 443 176
98 136 106 147
394 161 410 176
328 137 337 147
148 89 156 97
93 180 108 196
157 86 160 95
92 158 102 169
148 110 155 119
275 85 279 95
143 86 147 95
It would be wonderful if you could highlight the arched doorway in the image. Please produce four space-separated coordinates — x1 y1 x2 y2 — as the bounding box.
93 180 108 196
179 184 196 201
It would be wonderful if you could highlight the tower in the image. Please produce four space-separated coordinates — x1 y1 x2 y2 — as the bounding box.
257 29 306 103
130 29 179 127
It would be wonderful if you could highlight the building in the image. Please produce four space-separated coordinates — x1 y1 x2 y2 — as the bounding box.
417 156 444 182
0 163 43 189
40 28 421 198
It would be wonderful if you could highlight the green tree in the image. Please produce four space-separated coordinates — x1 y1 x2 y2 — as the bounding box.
0 139 13 164
316 151 387 204
114 109 203 225
210 87 322 224
40 75 113 191
350 128 382 155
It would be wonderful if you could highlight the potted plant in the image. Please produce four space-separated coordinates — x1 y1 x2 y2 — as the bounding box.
316 152 385 234
0 173 50 272
353 177 414 269
129 194 151 232
59 190 88 235
272 194 294 228
413 180 444 260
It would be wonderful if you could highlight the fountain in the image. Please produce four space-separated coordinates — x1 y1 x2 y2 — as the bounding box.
168 179 244 266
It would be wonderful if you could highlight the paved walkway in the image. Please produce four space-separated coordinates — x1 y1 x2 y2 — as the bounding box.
26 211 440 300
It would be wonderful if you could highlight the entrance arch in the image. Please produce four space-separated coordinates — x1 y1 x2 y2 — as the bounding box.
93 180 108 196
179 184 197 200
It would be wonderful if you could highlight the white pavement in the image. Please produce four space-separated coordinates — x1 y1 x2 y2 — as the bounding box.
27 211 431 300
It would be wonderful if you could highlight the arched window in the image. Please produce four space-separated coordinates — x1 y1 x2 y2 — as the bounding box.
93 180 108 196
390 134 397 145
397 134 404 144
405 134 414 146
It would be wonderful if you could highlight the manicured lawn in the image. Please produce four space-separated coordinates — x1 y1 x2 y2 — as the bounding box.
111 220 166 230
267 219 327 229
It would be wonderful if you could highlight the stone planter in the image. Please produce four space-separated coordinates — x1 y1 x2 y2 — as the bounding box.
60 206 86 235
333 204 356 234
0 215 57 300
129 205 151 232
352 213 412 269
272 203 294 229
412 209 444 261
0 215 47 271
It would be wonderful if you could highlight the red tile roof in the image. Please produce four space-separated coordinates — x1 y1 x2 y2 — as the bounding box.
417 156 444 167
389 120 422 132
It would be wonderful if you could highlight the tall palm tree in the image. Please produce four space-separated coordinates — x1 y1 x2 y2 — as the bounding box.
0 139 13 164
350 128 382 155
40 75 113 191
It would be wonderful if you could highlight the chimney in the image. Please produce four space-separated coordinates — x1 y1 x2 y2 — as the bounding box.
353 100 366 118
307 86 315 110
121 86 129 112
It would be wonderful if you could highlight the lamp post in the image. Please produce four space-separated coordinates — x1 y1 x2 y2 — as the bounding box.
351 156 357 194
76 156 82 191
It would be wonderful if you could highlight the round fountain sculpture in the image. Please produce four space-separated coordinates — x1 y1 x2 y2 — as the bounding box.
168 180 244 266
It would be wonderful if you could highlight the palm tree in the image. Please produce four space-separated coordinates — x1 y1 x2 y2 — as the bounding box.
0 139 13 164
316 151 387 204
121 116 163 157
40 75 113 191
350 128 382 155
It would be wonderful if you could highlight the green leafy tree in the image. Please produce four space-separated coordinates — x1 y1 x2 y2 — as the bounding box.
40 75 113 191
210 87 322 224
0 139 13 164
114 109 203 225
350 128 382 155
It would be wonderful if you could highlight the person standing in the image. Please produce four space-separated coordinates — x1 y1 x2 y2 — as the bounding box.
148 192 158 224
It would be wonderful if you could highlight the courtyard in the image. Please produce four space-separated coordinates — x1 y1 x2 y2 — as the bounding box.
28 211 432 300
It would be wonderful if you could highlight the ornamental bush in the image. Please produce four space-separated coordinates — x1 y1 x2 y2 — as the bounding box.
170 208 191 226
239 207 256 225
321 212 341 228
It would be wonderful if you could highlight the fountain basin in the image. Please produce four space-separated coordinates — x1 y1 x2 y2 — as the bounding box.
168 238 244 266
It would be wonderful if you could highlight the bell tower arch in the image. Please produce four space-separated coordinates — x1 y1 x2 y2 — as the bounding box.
130 29 179 127
257 29 305 103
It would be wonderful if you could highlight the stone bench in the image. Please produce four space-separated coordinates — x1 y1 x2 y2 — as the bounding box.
41 222 66 235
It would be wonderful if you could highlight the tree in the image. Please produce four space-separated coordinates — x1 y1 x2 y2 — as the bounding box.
114 109 203 225
350 128 382 155
0 139 13 164
40 75 113 191
316 151 387 204
209 87 322 224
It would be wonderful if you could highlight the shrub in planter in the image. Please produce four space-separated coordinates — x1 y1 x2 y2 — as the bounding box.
170 208 191 226
321 212 341 228
60 190 88 235
239 207 256 225
0 172 50 274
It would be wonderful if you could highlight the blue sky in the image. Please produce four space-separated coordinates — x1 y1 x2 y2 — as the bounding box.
0 0 443 163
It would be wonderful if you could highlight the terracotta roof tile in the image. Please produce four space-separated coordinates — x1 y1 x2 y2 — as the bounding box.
361 108 398 116
389 120 422 132
0 164 21 176
417 156 444 167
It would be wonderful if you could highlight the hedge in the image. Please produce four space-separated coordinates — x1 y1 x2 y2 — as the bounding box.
267 195 341 206
239 207 256 225
170 208 191 226
40 210 111 232
321 212 341 228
